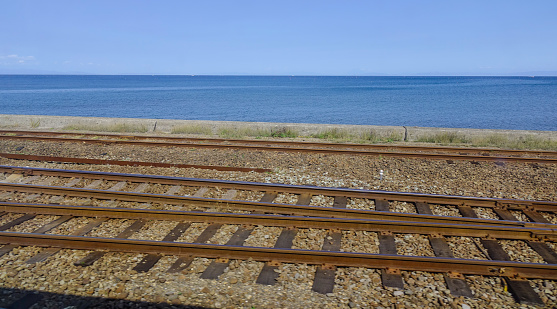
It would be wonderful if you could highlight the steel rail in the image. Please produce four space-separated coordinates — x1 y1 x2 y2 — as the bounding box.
0 183 555 229
1 165 556 211
0 231 555 280
2 129 557 157
0 152 271 173
1 202 555 240
2 134 556 164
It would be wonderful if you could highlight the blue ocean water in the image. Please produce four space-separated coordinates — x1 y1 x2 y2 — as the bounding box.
0 75 556 131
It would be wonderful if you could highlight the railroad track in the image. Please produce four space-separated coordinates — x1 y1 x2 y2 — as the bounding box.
1 165 557 221
1 201 556 305
1 165 556 305
2 129 557 164
0 152 271 173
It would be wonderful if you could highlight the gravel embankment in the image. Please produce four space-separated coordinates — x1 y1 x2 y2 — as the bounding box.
0 137 556 308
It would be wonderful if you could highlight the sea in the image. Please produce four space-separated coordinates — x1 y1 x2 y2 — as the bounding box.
1 75 556 131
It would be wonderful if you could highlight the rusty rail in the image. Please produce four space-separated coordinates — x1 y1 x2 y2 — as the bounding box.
0 182 555 230
0 231 555 280
2 131 556 164
1 165 556 212
2 129 557 157
0 152 271 173
1 202 554 240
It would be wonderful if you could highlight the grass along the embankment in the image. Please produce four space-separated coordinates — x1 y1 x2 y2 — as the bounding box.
63 123 150 133
416 132 557 150
51 122 557 151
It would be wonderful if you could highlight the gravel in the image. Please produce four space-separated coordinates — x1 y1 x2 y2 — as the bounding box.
0 136 556 308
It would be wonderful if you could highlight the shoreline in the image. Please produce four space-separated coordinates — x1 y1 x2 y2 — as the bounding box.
1 114 556 142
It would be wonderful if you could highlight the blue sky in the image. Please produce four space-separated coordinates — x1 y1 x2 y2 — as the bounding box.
1 1 556 75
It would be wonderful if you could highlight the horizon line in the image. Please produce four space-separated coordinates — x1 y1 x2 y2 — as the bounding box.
1 73 556 77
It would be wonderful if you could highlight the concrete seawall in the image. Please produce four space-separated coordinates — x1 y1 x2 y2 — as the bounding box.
1 114 555 141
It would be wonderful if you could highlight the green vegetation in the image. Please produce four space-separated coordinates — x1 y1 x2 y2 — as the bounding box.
63 123 149 133
59 121 556 151
268 127 298 138
217 126 266 138
471 134 557 150
30 119 41 128
311 128 403 143
217 126 298 139
416 132 470 144
171 124 213 135
311 128 351 140
416 132 557 150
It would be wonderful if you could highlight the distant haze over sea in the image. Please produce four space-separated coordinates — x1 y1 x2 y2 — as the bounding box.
1 75 556 131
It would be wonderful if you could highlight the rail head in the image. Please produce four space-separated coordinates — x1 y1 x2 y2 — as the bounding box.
1 164 556 210
1 231 555 280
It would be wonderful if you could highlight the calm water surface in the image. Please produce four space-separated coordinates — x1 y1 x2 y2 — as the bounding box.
1 75 556 131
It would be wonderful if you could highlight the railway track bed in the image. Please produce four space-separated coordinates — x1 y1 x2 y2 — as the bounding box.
0 129 556 308
0 166 556 308
2 129 557 164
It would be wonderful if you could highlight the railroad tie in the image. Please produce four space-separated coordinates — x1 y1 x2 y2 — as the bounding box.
165 185 182 195
132 182 150 193
520 210 557 263
75 179 104 206
50 178 82 203
75 219 147 266
10 176 41 202
470 229 544 304
378 231 404 289
167 223 223 273
100 181 128 207
378 201 439 290
108 181 127 191
332 196 347 208
492 208 519 222
84 179 103 189
312 230 342 294
526 241 557 264
133 222 191 272
251 192 279 214
312 193 348 293
200 226 254 279
376 198 408 289
19 175 41 184
221 189 238 200
259 191 278 203
0 215 72 258
256 227 298 285
374 199 390 212
428 235 473 298
25 217 107 264
0 214 37 232
26 177 55 201
0 191 14 200
415 201 473 297
296 193 312 206
149 185 182 209
522 210 551 224
0 173 23 183
458 203 548 304
64 177 82 188
457 205 478 218
414 202 433 215
193 187 209 198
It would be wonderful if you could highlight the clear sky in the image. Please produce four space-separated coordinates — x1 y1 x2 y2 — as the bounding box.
1 0 556 75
